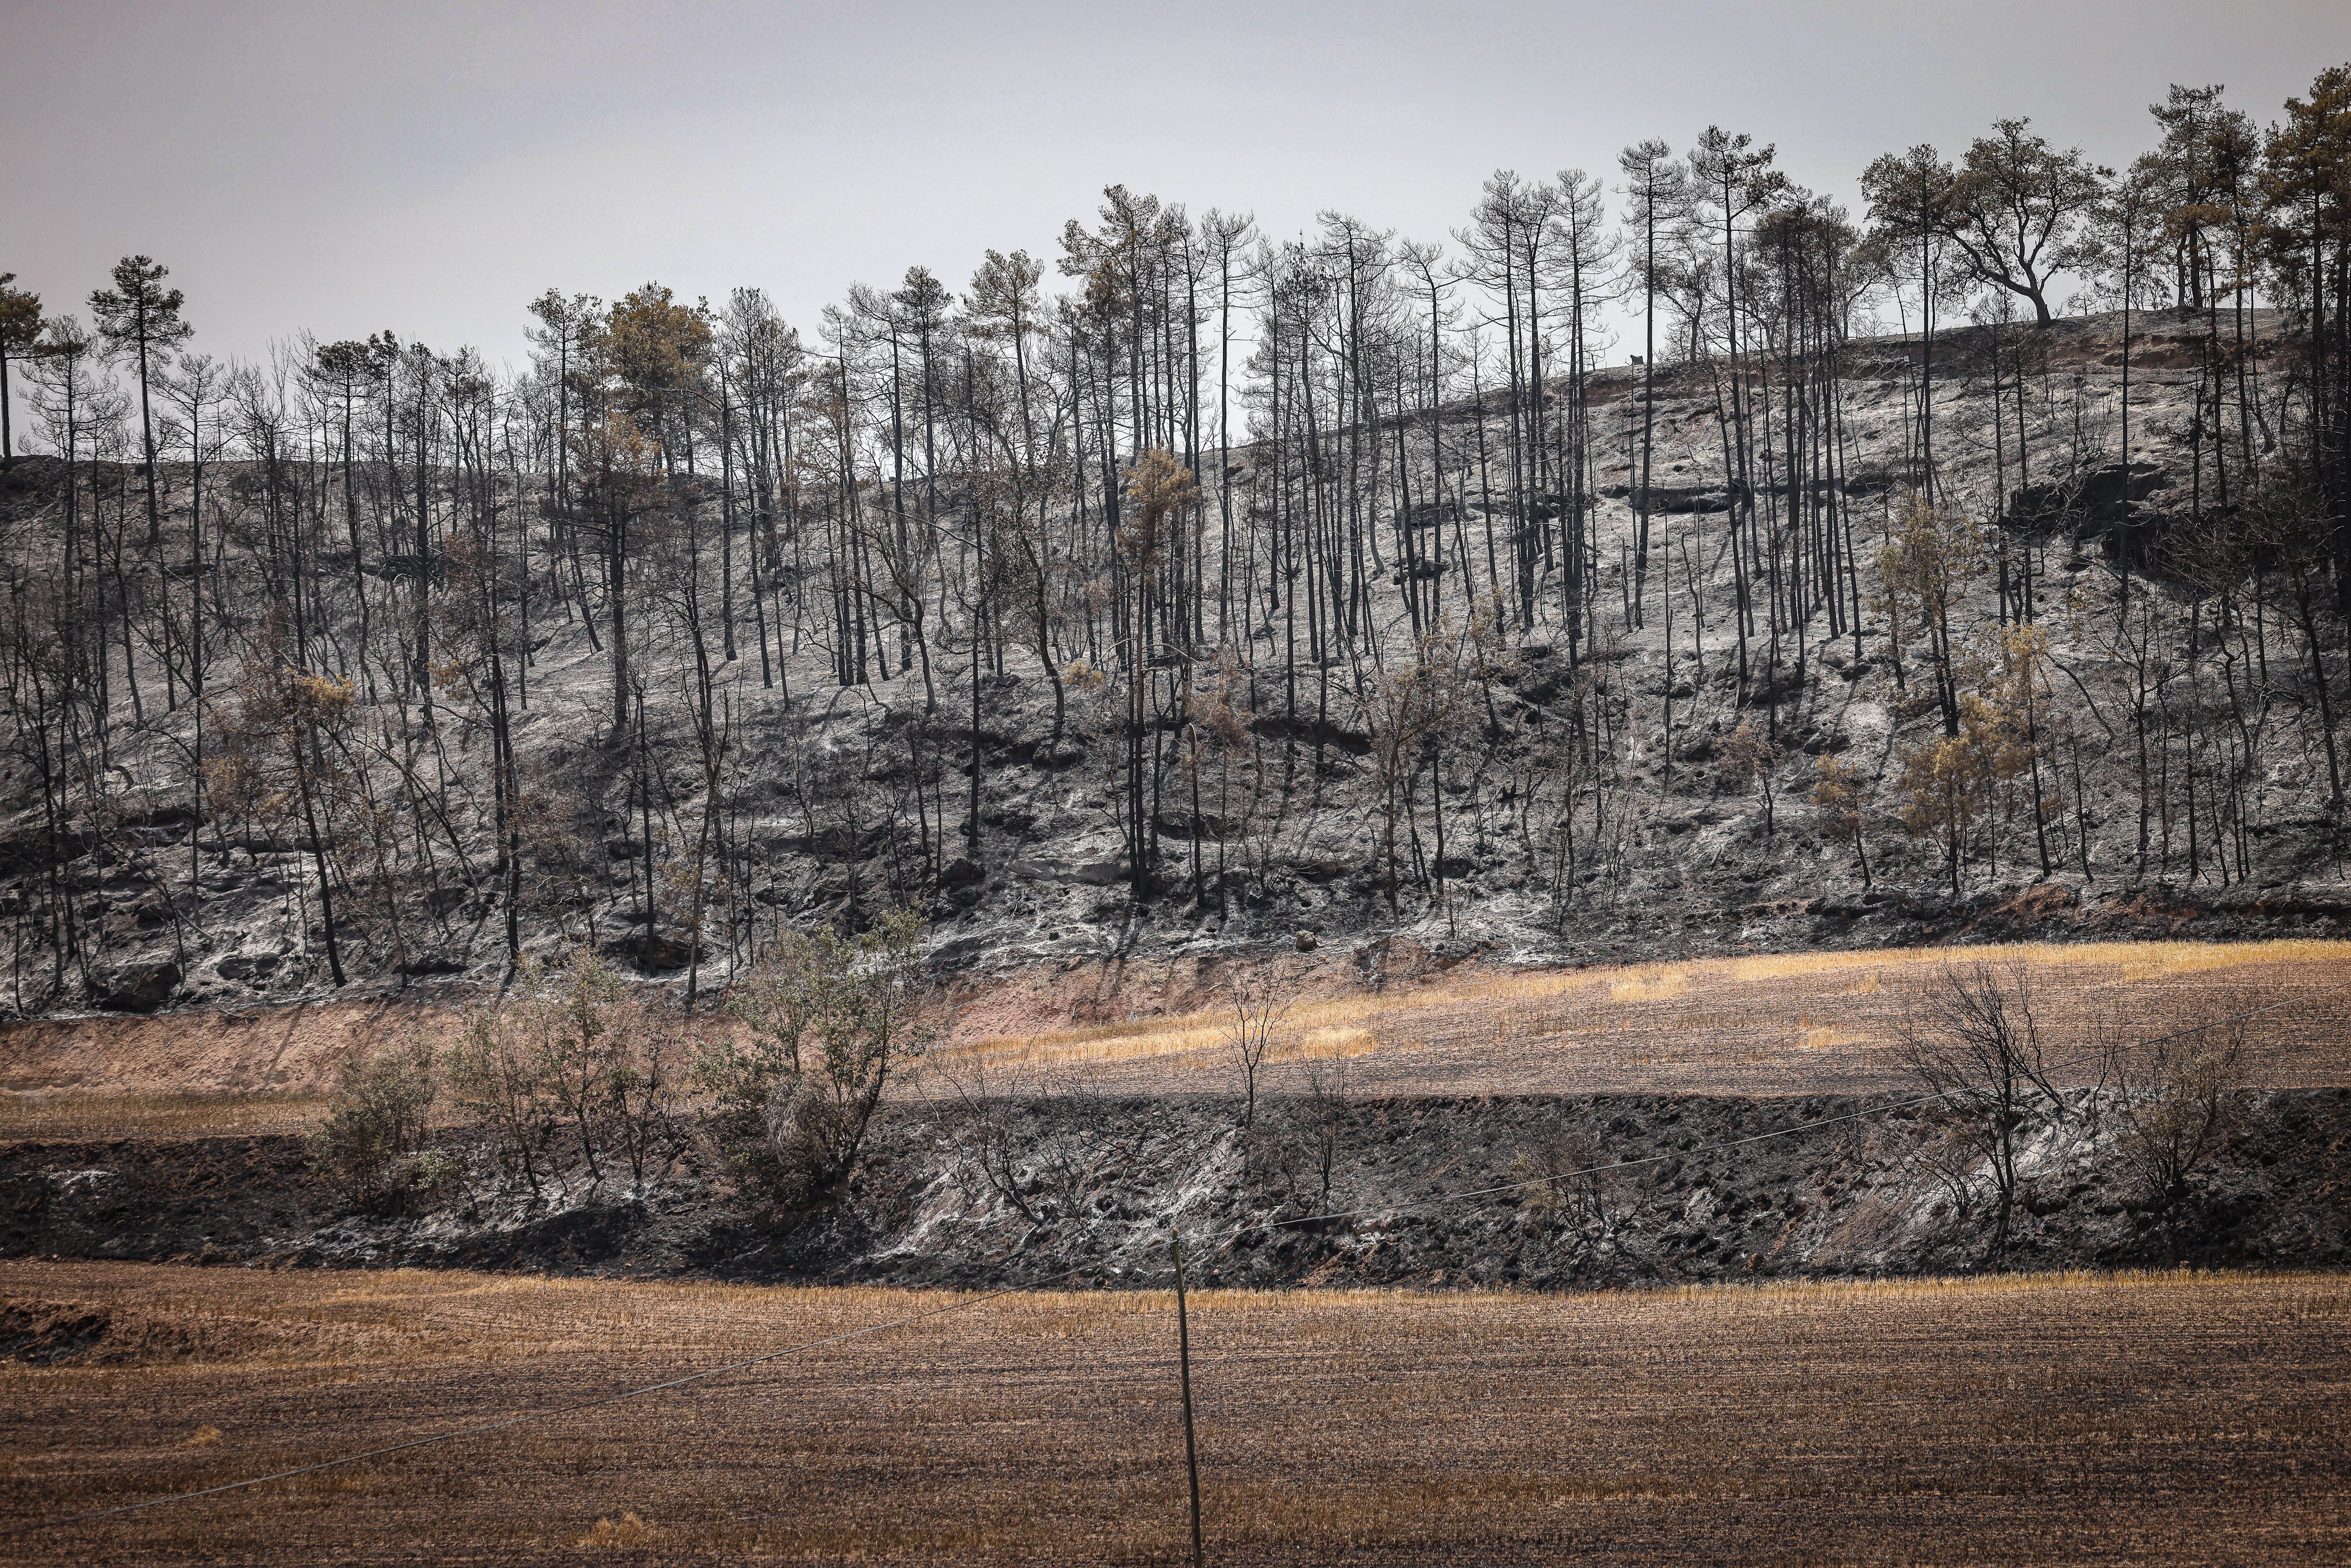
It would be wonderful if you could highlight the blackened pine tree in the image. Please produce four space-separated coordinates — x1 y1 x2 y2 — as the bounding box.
0 274 41 468
88 255 193 549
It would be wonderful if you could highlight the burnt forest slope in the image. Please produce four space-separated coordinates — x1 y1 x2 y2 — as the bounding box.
0 308 2339 1020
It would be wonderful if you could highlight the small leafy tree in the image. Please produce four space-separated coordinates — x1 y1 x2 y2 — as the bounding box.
1895 692 2032 895
1179 644 1258 904
1875 491 1981 733
449 952 683 1200
1811 753 1871 888
2107 1020 2249 1253
605 1002 689 1194
1359 600 1514 909
1940 118 2109 326
702 931 828 1117
706 910 932 1206
1719 719 1778 835
520 952 632 1188
215 609 358 987
1114 449 1198 898
446 996 555 1200
306 1032 437 1200
0 272 40 467
88 253 193 546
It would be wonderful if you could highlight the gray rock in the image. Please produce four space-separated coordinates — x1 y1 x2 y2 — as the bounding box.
95 960 181 1013
631 933 695 972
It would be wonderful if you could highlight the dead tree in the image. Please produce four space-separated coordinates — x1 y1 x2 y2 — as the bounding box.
1899 961 2063 1257
1222 962 1288 1128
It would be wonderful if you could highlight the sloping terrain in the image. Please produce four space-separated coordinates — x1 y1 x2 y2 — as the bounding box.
7 937 2345 1293
8 1085 2349 1288
3 310 2336 1020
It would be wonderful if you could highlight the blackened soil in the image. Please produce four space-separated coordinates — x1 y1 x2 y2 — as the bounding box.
4 1090 2348 1301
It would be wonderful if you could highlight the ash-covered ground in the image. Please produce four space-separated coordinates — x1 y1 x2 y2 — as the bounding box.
2 309 2342 1021
8 1085 2347 1290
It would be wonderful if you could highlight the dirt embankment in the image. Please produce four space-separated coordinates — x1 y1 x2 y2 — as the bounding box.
6 1089 2346 1291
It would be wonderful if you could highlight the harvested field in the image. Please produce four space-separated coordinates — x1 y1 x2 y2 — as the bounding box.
0 1261 2343 1564
950 938 2351 1098
0 998 440 1141
9 940 2351 1141
0 1091 325 1143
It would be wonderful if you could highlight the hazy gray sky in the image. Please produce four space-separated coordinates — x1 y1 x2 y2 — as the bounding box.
5 0 2346 378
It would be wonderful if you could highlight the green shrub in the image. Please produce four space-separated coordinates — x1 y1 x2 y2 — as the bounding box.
446 950 687 1199
305 1032 437 1200
411 1146 466 1199
703 910 932 1206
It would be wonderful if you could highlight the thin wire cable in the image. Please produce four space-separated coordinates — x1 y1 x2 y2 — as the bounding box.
13 972 2347 1538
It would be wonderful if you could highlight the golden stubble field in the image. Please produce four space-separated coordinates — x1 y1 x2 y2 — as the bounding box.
8 939 2351 1140
0 1261 2344 1564
943 937 2351 1099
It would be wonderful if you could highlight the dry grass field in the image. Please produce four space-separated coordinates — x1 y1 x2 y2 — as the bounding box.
947 938 2351 1099
7 939 2350 1141
0 996 439 1141
0 1261 2344 1564
0 1090 325 1142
